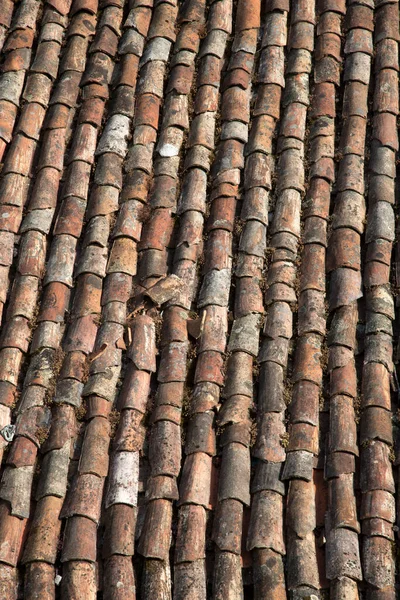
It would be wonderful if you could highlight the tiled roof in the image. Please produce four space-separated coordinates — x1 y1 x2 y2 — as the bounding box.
0 0 398 597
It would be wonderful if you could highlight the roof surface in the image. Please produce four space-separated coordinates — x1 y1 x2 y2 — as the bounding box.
0 0 398 598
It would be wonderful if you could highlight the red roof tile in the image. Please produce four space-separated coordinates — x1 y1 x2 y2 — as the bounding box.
0 0 398 596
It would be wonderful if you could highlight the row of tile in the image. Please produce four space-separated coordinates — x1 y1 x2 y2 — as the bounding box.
181 0 261 596
284 0 342 595
52 0 146 596
325 0 398 598
130 0 251 596
325 0 370 594
246 0 314 596
360 0 399 597
80 1 170 598
121 0 205 596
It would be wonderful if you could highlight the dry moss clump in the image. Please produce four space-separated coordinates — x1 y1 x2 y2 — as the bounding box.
109 409 120 438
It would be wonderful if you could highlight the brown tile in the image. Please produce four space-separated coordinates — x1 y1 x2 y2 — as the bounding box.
288 422 318 454
179 451 213 508
344 52 371 85
0 563 18 600
345 5 373 30
60 35 89 73
61 561 97 597
213 498 243 554
22 496 63 563
327 228 361 272
71 274 102 319
69 123 97 164
361 440 395 494
175 504 206 563
185 411 215 456
102 271 132 304
254 411 286 463
0 139 6 162
361 406 393 445
4 28 34 52
63 315 98 354
79 97 105 129
16 405 51 446
0 101 17 143
62 471 104 523
361 489 395 523
31 41 61 79
0 500 27 566
79 416 110 477
139 208 174 252
326 528 362 581
364 261 390 287
112 199 142 242
213 551 243 600
363 536 395 590
156 381 186 409
145 474 179 502
317 11 341 35
127 315 156 372
103 503 136 558
82 82 110 101
0 381 16 408
54 197 86 238
252 548 286 600
194 84 219 114
3 134 36 176
103 555 136 598
257 361 285 413
221 87 250 124
159 307 187 347
373 69 399 115
375 38 398 72
117 364 150 413
0 0 14 28
149 420 181 477
107 237 137 276
61 515 97 562
234 277 263 317
310 81 336 118
194 350 224 386
86 396 112 420
27 167 60 211
373 113 398 151
141 557 174 598
91 24 118 56
38 281 70 323
375 2 400 43
42 404 76 453
24 562 55 600
47 0 71 15
138 498 172 560
344 28 373 55
7 436 36 467
329 268 362 309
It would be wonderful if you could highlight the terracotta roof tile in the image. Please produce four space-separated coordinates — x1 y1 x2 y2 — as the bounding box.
0 0 397 595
